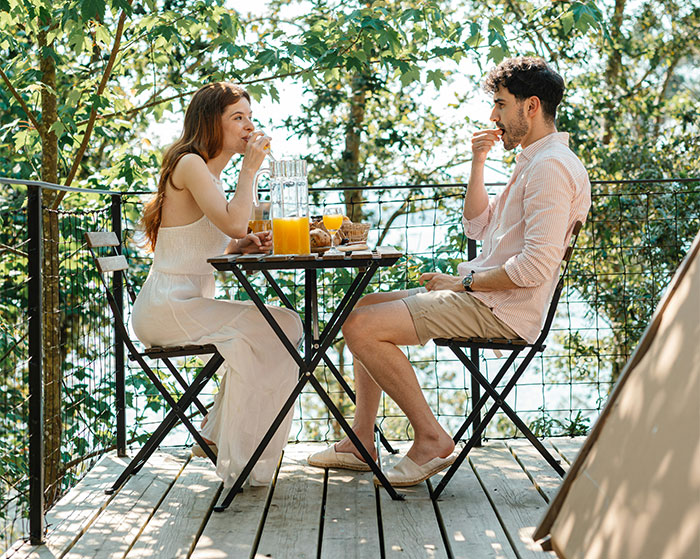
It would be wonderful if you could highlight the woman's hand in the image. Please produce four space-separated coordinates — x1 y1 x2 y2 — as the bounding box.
419 272 463 292
237 231 272 254
240 131 271 175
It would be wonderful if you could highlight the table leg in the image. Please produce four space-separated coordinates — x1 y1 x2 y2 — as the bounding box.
229 266 305 369
321 354 398 455
307 374 404 501
214 373 311 512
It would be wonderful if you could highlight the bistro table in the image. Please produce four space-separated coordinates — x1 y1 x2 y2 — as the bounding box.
207 246 405 510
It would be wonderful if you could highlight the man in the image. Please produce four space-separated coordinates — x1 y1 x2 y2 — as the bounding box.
308 57 591 486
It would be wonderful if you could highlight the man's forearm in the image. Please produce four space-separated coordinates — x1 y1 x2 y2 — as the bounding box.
463 161 489 220
471 266 518 291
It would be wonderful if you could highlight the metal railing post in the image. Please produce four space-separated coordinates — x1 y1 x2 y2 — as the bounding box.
467 238 482 447
27 184 45 544
111 195 126 457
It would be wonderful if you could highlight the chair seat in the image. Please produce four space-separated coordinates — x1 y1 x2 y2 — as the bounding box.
138 344 219 359
434 337 541 351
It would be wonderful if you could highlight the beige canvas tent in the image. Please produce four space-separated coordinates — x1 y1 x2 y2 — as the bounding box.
534 229 700 559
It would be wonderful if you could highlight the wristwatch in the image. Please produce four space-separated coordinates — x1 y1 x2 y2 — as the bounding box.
461 271 475 292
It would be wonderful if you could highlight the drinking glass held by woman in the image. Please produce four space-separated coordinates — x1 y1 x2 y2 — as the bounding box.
131 82 302 487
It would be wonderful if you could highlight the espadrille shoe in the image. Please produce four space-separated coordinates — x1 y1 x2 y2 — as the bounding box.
191 442 218 458
307 445 374 472
374 453 458 487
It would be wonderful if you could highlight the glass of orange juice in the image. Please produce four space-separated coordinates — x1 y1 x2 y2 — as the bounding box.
322 207 344 254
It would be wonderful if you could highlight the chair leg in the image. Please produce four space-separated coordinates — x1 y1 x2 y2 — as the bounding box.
161 357 210 417
461 356 565 478
107 353 224 494
431 345 565 500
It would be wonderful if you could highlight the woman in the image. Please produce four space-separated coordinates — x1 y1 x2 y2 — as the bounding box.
132 82 302 487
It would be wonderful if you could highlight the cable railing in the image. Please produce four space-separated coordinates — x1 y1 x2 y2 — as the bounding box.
1 176 698 552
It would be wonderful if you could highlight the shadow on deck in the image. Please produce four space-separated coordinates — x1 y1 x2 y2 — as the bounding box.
3 438 584 559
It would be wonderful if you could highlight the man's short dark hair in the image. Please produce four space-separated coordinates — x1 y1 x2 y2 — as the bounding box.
484 57 565 122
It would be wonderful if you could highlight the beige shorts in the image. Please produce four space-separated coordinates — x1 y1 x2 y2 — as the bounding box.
402 287 518 345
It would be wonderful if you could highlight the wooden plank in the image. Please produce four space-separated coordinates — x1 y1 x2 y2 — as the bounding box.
469 445 556 559
125 458 220 559
261 254 294 261
378 445 449 559
321 251 347 260
7 452 134 559
348 250 373 259
547 437 585 465
190 484 270 559
1 539 28 559
291 253 318 261
255 444 325 559
85 231 119 247
321 470 380 559
207 254 235 264
62 452 186 559
374 246 401 258
96 255 128 273
432 457 517 559
237 254 265 262
505 440 565 503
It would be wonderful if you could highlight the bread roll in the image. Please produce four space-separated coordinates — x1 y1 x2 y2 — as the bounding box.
309 228 331 248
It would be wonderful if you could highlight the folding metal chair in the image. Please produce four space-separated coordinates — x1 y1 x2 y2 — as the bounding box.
430 221 583 500
85 231 224 494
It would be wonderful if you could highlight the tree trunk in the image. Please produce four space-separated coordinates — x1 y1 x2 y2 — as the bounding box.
341 74 368 222
38 23 63 509
602 0 626 145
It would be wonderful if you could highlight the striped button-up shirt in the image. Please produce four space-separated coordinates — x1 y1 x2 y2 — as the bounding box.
457 132 591 342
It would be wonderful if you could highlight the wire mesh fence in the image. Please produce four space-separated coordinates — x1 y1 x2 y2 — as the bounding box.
1 177 698 553
1 186 117 553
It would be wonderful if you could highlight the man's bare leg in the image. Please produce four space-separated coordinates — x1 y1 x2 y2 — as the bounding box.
337 294 454 465
334 292 405 461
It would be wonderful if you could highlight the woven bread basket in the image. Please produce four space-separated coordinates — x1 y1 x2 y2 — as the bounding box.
340 222 371 243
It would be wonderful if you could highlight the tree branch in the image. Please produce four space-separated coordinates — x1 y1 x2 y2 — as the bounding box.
52 1 133 209
0 66 42 132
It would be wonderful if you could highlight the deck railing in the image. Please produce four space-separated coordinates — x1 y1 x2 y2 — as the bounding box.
1 176 698 551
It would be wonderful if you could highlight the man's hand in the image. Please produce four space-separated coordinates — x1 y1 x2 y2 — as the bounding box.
419 272 463 292
237 231 272 254
471 129 503 165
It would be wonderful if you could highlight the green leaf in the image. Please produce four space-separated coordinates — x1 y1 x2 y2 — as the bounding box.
488 45 506 64
49 121 66 137
81 0 106 21
561 11 575 35
399 66 420 88
426 69 445 89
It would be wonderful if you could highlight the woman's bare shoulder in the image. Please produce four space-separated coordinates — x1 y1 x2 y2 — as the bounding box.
171 153 210 189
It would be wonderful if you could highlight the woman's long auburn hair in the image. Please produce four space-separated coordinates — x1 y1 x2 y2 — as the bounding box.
141 82 251 252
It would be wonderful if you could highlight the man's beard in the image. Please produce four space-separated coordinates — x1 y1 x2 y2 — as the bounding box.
500 107 528 150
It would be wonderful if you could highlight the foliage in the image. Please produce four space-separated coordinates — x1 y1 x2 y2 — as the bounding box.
4 0 699 549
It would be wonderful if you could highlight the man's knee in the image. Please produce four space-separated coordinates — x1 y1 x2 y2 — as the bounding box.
355 292 386 308
342 308 364 344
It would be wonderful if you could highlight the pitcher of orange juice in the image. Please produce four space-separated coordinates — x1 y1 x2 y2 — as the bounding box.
266 158 310 255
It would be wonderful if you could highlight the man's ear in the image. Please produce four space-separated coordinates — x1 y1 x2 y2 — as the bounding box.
527 96 541 118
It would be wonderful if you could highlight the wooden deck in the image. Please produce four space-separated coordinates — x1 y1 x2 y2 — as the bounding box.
3 438 584 559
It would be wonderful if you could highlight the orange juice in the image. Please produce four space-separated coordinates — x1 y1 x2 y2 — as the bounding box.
248 219 271 233
323 213 344 233
272 216 311 254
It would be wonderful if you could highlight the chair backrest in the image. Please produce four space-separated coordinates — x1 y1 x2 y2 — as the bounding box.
85 231 141 357
533 220 584 347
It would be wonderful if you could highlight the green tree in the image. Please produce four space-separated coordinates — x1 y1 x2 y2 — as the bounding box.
4 0 605 523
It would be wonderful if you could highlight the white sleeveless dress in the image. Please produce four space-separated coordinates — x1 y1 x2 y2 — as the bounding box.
131 179 302 487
